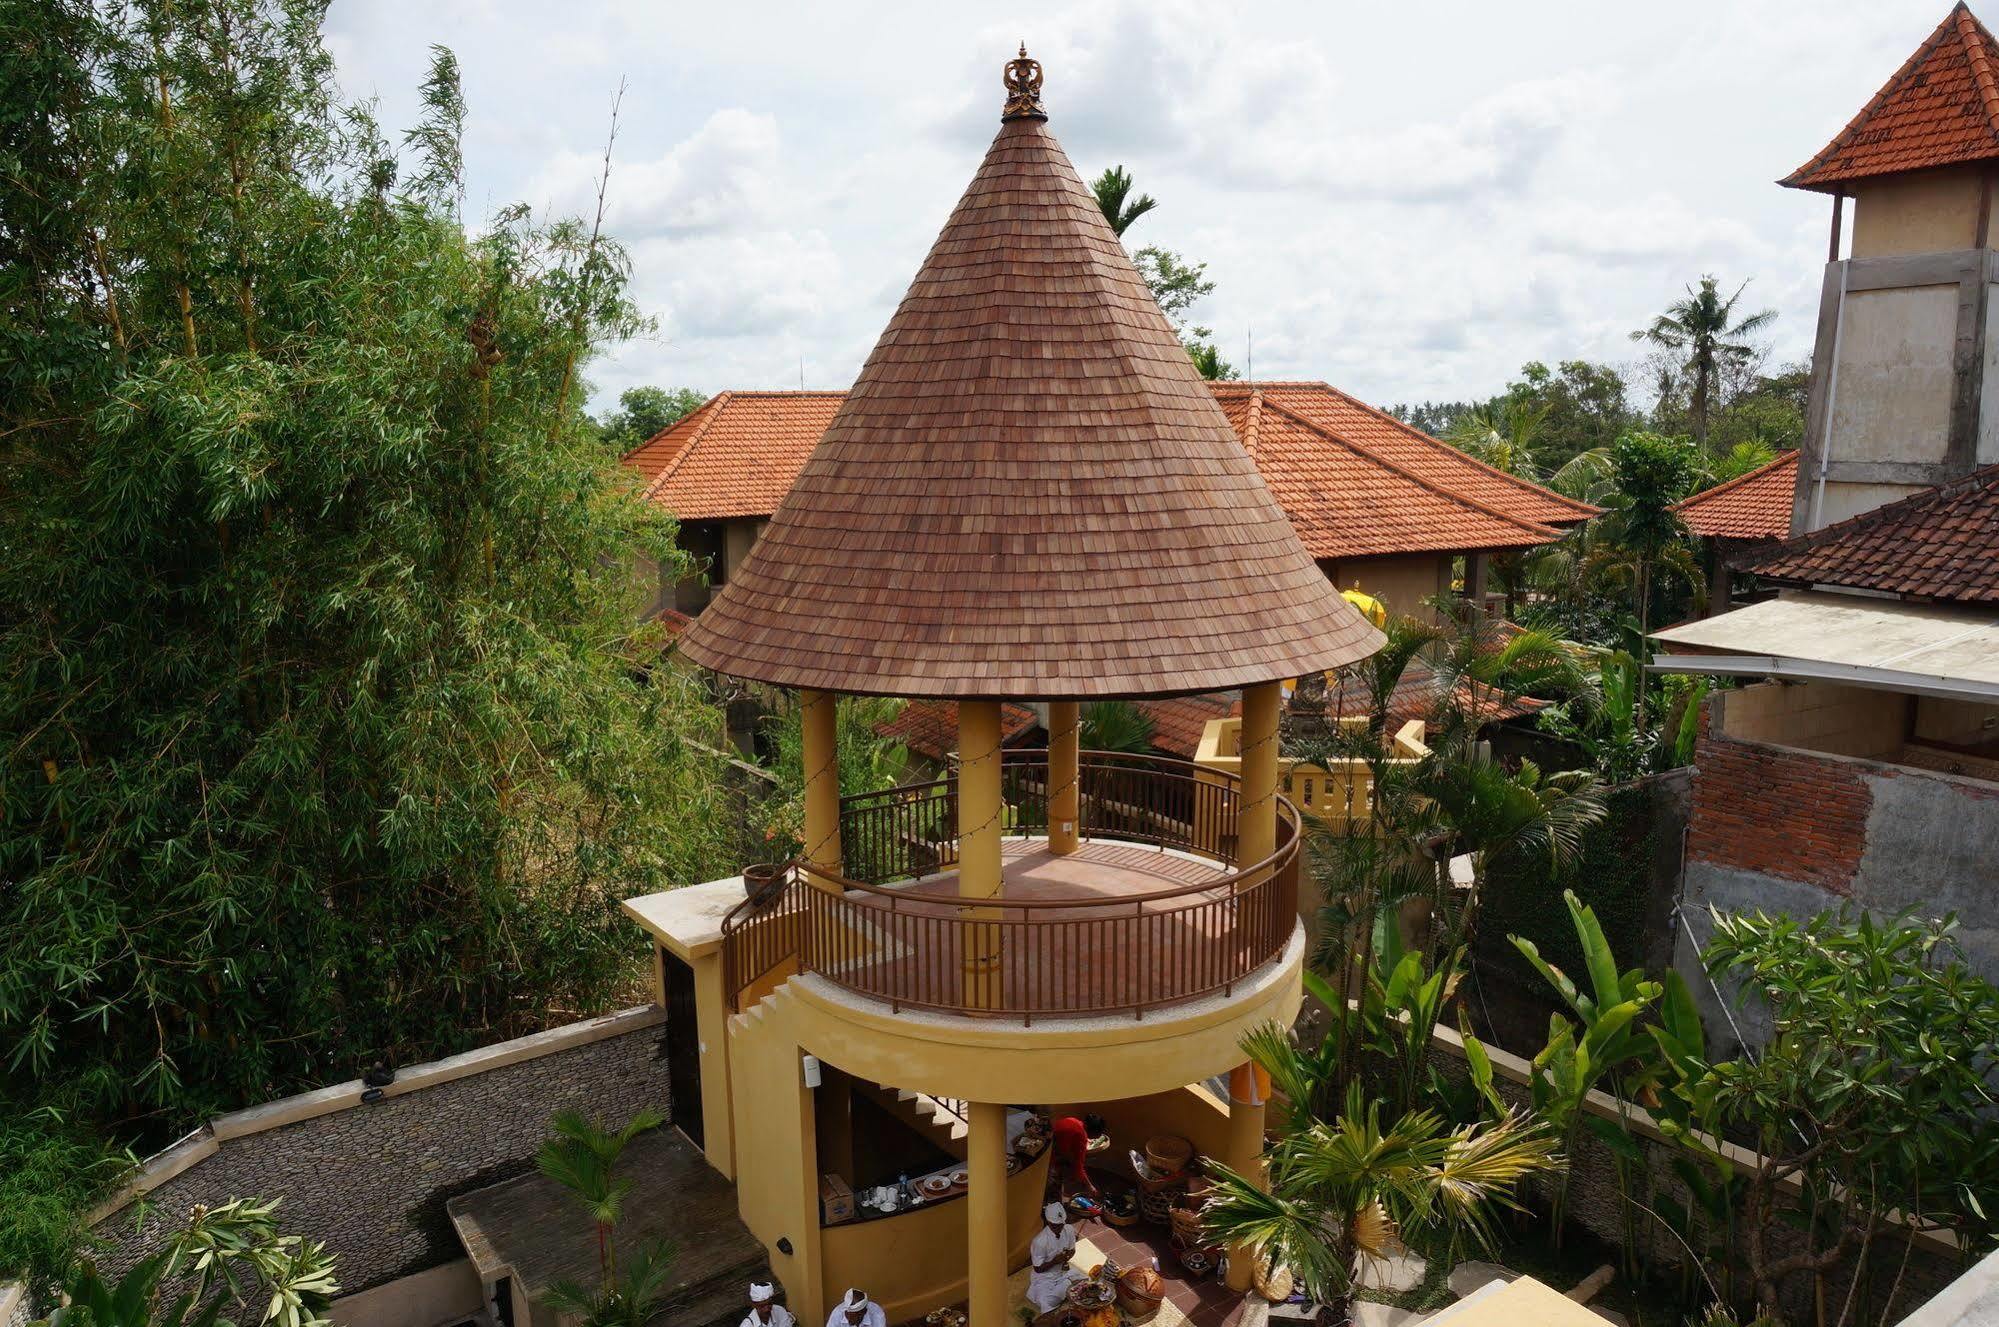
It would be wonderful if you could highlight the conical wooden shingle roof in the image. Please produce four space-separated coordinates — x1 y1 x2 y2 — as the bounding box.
678 50 1383 700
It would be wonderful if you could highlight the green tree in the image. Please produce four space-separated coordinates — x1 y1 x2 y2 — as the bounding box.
0 0 740 1256
1631 277 1777 447
1089 163 1157 237
1509 360 1634 470
1657 911 1999 1321
34 1197 338 1327
1079 699 1155 754
1589 432 1702 650
594 384 706 452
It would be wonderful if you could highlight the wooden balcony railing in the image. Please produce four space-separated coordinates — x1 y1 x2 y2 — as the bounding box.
721 752 1301 1023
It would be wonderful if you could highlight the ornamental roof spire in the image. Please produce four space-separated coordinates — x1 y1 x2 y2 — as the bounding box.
1002 42 1046 121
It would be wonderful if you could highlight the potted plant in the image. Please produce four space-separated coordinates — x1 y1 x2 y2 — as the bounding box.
743 862 787 905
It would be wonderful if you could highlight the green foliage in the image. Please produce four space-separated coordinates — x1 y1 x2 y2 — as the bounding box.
1631 277 1777 446
35 1197 338 1327
760 693 907 854
1201 1080 1558 1315
1509 360 1636 470
1089 164 1157 237
1654 910 1999 1318
535 1111 675 1327
0 1108 128 1300
1079 699 1155 754
593 385 706 452
1536 632 1710 781
1 0 742 1266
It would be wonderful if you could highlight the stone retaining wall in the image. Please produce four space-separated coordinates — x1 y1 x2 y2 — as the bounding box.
84 1007 671 1299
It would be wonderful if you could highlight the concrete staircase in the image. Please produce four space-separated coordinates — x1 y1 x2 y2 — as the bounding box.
855 1083 970 1159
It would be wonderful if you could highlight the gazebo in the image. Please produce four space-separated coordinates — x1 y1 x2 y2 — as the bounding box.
674 46 1382 1323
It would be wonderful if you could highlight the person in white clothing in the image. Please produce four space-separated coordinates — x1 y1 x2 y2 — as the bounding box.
1025 1202 1083 1313
741 1281 795 1327
825 1288 888 1327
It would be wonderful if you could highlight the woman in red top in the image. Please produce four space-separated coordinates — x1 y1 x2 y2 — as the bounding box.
1051 1113 1108 1197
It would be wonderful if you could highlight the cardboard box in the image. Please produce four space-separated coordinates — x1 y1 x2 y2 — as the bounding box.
820 1173 855 1225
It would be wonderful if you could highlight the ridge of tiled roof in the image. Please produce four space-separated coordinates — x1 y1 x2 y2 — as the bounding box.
1783 3 1999 192
1732 461 1999 603
1249 395 1565 557
676 60 1382 701
624 391 848 520
876 700 1039 761
1671 450 1799 541
1212 381 1601 528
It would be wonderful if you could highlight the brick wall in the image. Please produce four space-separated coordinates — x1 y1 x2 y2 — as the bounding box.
1687 721 1871 894
86 1011 670 1298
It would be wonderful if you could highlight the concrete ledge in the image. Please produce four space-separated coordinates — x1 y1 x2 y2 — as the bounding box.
89 1006 665 1225
1897 1244 1999 1326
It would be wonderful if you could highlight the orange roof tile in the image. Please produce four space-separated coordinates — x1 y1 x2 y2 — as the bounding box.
1733 462 1999 602
1234 396 1564 558
876 701 1039 761
626 382 1588 552
624 391 846 521
1783 4 1999 192
1139 693 1237 758
1218 382 1599 530
1671 451 1799 541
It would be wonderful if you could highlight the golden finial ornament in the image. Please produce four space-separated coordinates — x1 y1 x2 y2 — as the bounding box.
1002 42 1046 121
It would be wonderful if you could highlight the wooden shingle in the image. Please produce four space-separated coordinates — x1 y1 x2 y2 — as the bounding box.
678 56 1383 699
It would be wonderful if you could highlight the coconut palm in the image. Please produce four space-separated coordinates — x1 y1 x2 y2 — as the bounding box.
1090 164 1158 237
1630 277 1776 446
1445 398 1549 479
1202 1081 1559 1324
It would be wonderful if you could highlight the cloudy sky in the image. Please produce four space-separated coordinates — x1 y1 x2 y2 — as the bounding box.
325 0 1945 412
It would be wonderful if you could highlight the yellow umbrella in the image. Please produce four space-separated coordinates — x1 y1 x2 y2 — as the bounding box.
1341 587 1387 627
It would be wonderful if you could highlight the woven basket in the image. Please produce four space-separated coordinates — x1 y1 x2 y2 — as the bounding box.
1144 1134 1192 1175
1253 1258 1296 1303
1138 1188 1178 1225
1116 1267 1165 1317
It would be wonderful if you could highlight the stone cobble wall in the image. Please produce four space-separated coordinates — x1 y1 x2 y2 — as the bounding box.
88 1018 671 1296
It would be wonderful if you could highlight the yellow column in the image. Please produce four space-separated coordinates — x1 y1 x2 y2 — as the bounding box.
1222 1063 1271 1291
1047 700 1080 855
801 689 842 882
958 701 1005 1009
967 1101 1009 1327
1239 681 1282 869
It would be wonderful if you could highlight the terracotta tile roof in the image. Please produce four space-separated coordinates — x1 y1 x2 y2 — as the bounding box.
1230 395 1563 557
624 391 846 521
1783 3 1999 192
1139 693 1238 758
1214 382 1600 530
876 701 1039 761
1671 451 1799 541
877 694 1235 762
626 382 1583 553
679 60 1382 701
1732 462 1999 602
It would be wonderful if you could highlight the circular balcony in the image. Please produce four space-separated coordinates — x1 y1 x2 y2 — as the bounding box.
722 751 1301 1023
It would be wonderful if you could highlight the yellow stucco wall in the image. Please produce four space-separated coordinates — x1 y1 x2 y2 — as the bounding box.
1849 166 1989 259
818 1150 1050 1323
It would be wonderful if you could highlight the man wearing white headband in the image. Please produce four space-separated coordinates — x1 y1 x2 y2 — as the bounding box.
741 1281 795 1327
1026 1201 1083 1313
825 1287 886 1327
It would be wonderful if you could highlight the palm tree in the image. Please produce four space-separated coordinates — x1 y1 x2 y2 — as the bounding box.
535 1109 664 1285
1090 165 1158 237
1202 1082 1559 1324
1080 699 1156 754
1445 397 1549 479
1589 432 1701 684
1630 277 1776 446
542 1239 679 1327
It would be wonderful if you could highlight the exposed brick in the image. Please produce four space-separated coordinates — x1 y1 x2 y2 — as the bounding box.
1687 731 1870 893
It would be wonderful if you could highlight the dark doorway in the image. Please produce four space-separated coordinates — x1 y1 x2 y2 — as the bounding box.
663 951 703 1148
